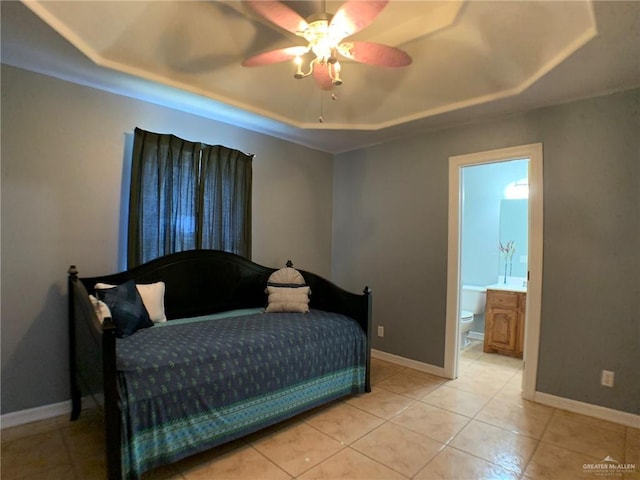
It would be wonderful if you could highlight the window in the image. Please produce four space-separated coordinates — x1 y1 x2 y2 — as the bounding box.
127 128 252 267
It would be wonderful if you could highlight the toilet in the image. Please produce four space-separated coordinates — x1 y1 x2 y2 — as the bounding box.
459 285 487 349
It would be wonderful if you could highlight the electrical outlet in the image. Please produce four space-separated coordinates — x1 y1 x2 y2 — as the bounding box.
377 326 384 337
601 370 615 387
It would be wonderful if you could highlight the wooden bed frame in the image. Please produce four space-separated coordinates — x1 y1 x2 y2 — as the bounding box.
67 249 371 479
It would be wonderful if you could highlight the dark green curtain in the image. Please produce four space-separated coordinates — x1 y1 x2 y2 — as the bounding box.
128 128 252 267
199 145 252 255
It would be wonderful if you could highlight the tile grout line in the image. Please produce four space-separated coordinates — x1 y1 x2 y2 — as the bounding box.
453 358 539 479
410 352 532 478
252 358 524 478
245 437 313 480
372 369 472 479
517 410 555 480
303 372 453 480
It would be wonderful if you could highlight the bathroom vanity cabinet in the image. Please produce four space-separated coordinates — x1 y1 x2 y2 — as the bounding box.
483 288 526 357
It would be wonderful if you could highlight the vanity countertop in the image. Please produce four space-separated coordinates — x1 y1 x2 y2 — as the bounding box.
485 283 527 293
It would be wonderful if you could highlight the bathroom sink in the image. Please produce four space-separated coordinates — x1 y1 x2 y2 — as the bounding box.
486 282 527 293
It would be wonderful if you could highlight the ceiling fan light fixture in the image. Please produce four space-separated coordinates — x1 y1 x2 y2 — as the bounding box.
290 17 345 85
292 51 343 86
244 0 410 90
331 62 342 85
293 55 306 78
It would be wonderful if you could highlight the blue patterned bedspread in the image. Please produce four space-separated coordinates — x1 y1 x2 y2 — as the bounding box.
116 310 367 479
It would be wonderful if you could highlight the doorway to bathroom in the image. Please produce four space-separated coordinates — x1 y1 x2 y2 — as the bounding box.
444 144 543 402
460 159 529 349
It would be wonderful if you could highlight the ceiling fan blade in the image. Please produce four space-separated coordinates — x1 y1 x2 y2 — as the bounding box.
242 46 308 67
338 41 412 67
330 1 388 37
245 1 308 34
313 63 335 91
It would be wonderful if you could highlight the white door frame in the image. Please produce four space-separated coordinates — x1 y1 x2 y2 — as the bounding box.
444 143 543 401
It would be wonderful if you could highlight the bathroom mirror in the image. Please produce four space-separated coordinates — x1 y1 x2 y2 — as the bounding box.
499 199 528 278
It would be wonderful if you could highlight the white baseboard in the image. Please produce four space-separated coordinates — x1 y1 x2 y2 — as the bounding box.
467 331 484 341
534 391 640 428
371 349 639 428
1 396 99 430
371 349 449 379
1 401 72 430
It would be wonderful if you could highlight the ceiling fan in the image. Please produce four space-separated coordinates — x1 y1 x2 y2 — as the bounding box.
242 0 412 90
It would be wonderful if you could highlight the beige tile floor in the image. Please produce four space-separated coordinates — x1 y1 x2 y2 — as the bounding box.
2 341 638 480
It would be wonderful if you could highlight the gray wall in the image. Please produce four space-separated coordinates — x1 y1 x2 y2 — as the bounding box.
1 65 334 414
333 89 639 415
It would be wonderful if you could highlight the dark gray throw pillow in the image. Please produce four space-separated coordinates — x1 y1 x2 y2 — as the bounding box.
96 279 153 337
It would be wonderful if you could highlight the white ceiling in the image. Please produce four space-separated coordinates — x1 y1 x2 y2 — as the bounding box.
2 1 639 153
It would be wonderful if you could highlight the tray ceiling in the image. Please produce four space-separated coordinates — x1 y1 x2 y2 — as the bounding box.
2 1 639 152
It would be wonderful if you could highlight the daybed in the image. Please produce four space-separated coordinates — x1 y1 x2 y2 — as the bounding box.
67 249 371 480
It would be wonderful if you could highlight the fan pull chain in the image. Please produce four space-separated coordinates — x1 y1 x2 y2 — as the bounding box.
318 92 338 123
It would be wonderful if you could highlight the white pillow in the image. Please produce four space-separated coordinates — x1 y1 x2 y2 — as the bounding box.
265 285 310 313
267 267 306 286
88 294 112 324
95 281 167 323
265 267 311 313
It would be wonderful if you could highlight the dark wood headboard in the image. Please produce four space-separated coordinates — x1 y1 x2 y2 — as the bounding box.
74 249 371 332
77 250 274 320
